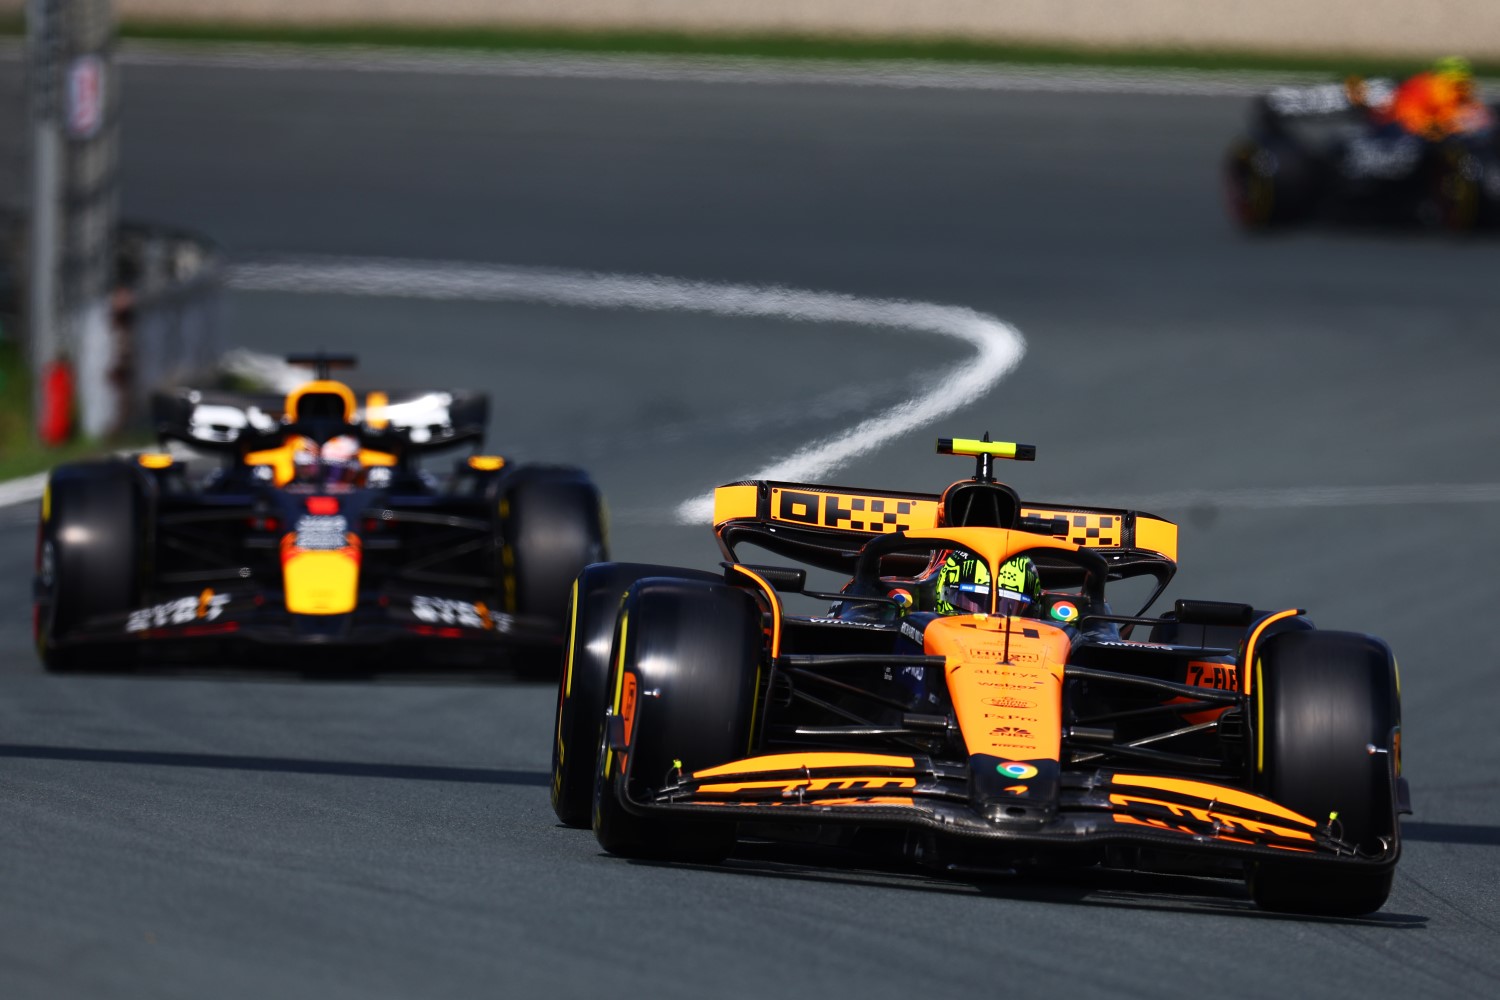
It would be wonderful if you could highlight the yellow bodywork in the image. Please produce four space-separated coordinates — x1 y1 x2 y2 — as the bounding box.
283 548 360 614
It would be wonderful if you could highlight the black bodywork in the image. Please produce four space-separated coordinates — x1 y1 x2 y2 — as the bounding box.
34 381 605 668
1225 79 1500 230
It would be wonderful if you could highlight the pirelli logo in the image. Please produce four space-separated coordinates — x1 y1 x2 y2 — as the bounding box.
1022 507 1123 548
770 488 940 534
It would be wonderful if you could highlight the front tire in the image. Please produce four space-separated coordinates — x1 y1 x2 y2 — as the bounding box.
1248 630 1401 915
550 562 719 827
593 579 764 863
35 461 145 672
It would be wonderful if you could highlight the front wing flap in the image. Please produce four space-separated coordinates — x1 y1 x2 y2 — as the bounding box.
50 586 560 650
616 751 1397 867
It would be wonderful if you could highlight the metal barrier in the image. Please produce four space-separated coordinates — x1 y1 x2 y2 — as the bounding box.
0 209 224 436
112 222 225 433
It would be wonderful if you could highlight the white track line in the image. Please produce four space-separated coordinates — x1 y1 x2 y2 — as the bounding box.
227 256 1028 523
8 39 1327 97
0 473 48 511
2 38 1498 97
5 256 1498 519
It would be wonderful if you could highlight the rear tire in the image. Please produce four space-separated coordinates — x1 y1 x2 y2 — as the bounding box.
1225 137 1314 230
35 462 145 672
550 562 719 827
1248 630 1400 915
593 580 763 863
1428 142 1484 233
505 470 607 672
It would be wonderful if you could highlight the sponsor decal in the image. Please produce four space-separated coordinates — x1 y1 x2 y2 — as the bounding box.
807 617 890 629
1186 661 1239 691
411 596 495 630
979 649 1040 663
1266 83 1351 116
1049 600 1079 623
770 487 935 534
66 54 105 139
127 590 231 632
188 402 277 443
888 588 913 609
1342 137 1421 180
703 776 919 795
989 726 1033 740
899 621 925 645
1098 640 1174 650
982 696 1035 709
294 514 349 550
1021 508 1121 547
997 761 1039 780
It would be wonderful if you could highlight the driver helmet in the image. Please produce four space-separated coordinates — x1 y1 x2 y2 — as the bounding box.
321 434 363 485
291 437 320 483
994 554 1042 616
290 435 363 485
1433 55 1473 82
1433 56 1475 100
936 552 1041 616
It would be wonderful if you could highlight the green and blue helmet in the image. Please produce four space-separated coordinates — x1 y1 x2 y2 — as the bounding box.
936 552 1040 616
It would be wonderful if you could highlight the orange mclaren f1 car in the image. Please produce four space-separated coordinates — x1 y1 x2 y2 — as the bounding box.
551 437 1407 915
33 355 606 671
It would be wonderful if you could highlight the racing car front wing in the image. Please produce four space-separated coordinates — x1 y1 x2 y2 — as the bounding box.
611 751 1400 868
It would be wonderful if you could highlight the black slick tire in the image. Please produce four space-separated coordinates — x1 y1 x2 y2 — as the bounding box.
1248 630 1401 916
35 461 145 672
550 562 718 828
1225 137 1314 230
593 579 763 863
504 470 607 671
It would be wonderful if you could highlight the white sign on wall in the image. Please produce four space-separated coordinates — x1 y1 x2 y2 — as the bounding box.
66 54 105 139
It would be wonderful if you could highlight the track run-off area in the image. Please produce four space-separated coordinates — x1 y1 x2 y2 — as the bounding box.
2 44 1499 1000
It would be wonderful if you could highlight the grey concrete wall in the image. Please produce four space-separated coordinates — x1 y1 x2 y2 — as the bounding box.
27 1 1494 59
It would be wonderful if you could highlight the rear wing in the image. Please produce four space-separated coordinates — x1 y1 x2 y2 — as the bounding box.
152 388 490 455
712 480 1178 578
1258 78 1396 120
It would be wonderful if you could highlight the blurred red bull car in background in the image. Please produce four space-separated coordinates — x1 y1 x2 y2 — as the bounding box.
33 354 606 672
1226 59 1500 231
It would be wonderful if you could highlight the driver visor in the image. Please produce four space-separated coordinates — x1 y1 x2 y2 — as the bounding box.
994 587 1032 617
944 581 990 614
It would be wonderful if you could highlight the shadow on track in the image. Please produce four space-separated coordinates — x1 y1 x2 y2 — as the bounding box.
1400 821 1500 847
38 655 560 686
0 743 549 787
617 840 1428 928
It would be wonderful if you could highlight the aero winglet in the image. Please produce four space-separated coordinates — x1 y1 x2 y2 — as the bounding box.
938 436 1035 485
937 438 1036 461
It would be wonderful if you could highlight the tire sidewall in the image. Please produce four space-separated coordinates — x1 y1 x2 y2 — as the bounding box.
552 563 721 826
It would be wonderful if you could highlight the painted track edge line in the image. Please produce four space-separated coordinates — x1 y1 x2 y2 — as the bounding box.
225 255 1028 525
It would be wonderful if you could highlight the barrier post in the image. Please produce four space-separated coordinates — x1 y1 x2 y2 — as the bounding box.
25 0 120 443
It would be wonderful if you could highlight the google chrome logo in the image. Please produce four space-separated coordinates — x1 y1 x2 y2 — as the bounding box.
998 761 1038 780
1049 600 1079 623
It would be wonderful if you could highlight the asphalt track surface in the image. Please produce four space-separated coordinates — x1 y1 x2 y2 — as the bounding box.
3 52 1500 999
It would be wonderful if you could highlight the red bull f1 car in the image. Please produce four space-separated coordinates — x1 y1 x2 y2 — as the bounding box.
552 438 1407 915
1225 76 1500 231
33 355 606 671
